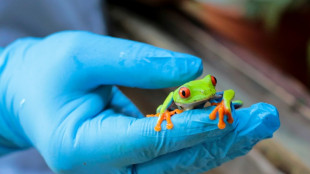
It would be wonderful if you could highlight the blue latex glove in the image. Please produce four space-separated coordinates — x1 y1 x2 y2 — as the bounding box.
0 31 280 174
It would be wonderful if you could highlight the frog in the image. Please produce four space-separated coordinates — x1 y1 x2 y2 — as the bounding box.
146 74 243 131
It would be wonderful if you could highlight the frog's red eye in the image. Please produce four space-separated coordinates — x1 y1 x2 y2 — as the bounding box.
211 76 217 86
179 87 190 98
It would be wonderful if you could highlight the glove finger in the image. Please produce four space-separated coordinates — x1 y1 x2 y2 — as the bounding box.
135 103 280 174
56 103 257 167
108 86 144 118
43 31 202 89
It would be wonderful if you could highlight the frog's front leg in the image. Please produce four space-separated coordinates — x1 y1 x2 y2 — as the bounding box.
209 89 235 129
151 92 175 131
147 92 184 131
166 109 183 129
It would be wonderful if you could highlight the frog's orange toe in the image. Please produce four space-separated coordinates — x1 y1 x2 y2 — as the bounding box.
209 106 219 120
209 112 217 120
155 125 162 132
218 122 226 129
166 123 174 129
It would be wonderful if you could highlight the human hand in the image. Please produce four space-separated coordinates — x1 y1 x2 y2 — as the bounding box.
0 31 279 174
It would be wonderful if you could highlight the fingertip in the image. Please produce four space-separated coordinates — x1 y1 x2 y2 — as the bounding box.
169 53 203 84
138 48 203 88
252 102 280 135
146 51 203 88
235 102 280 140
51 32 204 89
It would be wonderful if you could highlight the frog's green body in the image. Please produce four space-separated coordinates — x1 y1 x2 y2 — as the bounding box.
147 74 243 131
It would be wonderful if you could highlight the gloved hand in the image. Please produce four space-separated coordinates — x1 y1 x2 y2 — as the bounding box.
0 31 280 174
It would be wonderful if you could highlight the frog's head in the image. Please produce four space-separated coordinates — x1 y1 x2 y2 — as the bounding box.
173 74 217 109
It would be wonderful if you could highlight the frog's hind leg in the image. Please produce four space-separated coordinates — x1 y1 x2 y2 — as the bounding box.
226 109 233 124
218 105 226 129
209 89 236 129
209 106 219 120
165 112 173 129
209 102 228 129
211 103 220 106
225 100 242 124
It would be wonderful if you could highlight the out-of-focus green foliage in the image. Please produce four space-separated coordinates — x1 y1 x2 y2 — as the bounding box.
196 0 308 30
245 0 307 30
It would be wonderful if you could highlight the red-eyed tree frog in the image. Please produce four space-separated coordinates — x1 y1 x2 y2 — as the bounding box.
147 74 243 131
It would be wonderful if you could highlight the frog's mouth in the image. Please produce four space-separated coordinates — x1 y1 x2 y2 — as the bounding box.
175 94 222 110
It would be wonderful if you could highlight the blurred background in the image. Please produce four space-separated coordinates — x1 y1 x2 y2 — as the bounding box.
107 0 310 173
1 0 310 173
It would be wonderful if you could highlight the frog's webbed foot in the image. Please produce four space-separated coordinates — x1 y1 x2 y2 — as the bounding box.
209 101 233 129
148 109 183 131
165 109 183 130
